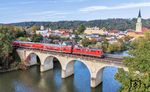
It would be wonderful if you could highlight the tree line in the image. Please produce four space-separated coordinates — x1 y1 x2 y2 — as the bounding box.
8 18 150 31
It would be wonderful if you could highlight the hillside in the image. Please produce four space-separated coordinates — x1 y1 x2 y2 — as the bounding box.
6 18 150 31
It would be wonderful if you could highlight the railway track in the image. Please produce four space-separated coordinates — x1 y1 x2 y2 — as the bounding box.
104 57 123 62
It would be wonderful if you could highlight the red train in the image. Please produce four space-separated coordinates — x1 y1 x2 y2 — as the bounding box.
12 41 104 57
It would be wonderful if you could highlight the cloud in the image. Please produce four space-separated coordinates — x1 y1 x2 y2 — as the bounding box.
17 1 37 4
80 2 150 12
25 11 70 16
0 1 37 6
47 0 88 3
64 0 87 2
2 10 70 23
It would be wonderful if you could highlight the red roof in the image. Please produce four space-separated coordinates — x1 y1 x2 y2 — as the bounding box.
109 30 119 33
142 27 149 33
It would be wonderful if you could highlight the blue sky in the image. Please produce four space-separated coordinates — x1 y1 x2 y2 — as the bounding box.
0 0 150 23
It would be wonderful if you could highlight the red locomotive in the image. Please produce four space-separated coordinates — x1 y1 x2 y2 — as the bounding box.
12 41 104 57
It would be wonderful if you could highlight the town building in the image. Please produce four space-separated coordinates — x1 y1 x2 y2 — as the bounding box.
84 27 105 35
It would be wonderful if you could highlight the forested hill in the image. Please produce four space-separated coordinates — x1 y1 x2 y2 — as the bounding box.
8 18 150 30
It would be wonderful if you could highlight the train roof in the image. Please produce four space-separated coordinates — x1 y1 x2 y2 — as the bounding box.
44 43 61 47
14 41 33 44
74 45 102 51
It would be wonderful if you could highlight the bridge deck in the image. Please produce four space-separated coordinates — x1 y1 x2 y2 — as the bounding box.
17 48 124 66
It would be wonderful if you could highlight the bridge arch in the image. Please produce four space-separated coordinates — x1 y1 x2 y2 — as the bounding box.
25 52 41 66
65 60 92 75
92 64 124 88
41 55 62 72
62 59 92 81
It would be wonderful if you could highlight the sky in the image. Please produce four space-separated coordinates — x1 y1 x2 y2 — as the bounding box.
0 0 150 23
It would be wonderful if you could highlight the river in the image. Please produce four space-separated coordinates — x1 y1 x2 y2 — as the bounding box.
0 61 121 92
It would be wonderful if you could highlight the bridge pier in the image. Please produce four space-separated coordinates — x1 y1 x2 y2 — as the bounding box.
41 57 54 72
40 64 53 72
91 76 103 88
91 68 103 88
91 78 101 88
61 68 74 78
62 61 74 78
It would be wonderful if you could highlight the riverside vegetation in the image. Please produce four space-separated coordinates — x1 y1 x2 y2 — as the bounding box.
115 31 150 92
0 25 43 72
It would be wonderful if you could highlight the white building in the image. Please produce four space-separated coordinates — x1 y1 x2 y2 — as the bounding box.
36 26 51 37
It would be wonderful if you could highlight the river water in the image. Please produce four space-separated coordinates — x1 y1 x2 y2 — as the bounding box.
0 61 121 92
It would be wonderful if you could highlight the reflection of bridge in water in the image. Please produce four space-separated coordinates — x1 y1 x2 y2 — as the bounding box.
16 48 127 88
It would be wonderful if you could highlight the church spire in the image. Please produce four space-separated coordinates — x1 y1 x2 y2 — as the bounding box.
136 10 142 32
138 9 141 18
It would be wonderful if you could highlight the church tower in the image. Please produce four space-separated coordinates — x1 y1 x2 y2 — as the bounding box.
136 10 142 32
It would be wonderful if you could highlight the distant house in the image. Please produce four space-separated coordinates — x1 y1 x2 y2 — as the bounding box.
59 29 73 34
126 27 149 38
70 34 78 39
85 34 102 41
86 34 99 38
127 31 143 38
117 34 126 39
108 40 118 44
107 30 119 36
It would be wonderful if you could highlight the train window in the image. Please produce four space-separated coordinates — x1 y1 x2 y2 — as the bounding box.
90 50 96 52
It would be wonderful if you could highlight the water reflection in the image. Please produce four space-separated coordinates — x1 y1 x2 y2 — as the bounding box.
0 61 121 92
103 67 121 92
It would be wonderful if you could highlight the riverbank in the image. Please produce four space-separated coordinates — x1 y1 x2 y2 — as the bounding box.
0 62 28 73
0 67 19 73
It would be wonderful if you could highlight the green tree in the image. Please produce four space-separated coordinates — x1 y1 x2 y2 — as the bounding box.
81 38 96 47
107 44 114 53
144 30 150 41
0 30 15 68
115 31 150 92
31 26 40 33
123 35 132 42
31 34 43 42
75 24 86 35
95 42 102 49
101 39 109 52
15 31 29 38
17 37 29 41
48 35 60 40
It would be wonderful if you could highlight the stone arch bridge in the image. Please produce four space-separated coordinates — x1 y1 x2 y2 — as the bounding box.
17 48 127 88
